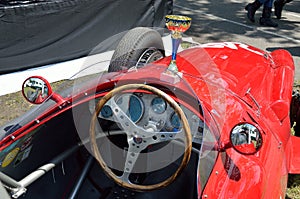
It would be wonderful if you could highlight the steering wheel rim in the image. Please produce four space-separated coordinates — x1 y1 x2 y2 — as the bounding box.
90 84 192 191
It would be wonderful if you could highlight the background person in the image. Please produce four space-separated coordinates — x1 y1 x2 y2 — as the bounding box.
245 0 278 27
274 0 293 19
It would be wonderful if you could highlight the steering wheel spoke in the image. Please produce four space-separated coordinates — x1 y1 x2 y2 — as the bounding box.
146 130 183 145
118 140 145 183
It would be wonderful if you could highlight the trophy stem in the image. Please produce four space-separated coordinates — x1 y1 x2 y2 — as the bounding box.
168 36 182 72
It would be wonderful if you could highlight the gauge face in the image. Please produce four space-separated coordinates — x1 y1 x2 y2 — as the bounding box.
116 94 144 123
170 112 181 129
100 105 113 118
151 97 167 114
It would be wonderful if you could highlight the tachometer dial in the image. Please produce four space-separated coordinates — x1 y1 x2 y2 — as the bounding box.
151 97 167 114
116 94 144 123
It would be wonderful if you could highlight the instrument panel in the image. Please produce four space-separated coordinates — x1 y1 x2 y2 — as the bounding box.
89 92 203 143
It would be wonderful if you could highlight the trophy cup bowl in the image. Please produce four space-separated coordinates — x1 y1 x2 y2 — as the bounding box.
165 15 192 37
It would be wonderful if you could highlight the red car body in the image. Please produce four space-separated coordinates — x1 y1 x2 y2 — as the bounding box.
0 40 299 199
178 43 300 198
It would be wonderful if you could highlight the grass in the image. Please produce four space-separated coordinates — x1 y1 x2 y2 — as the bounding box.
287 175 300 199
0 91 33 127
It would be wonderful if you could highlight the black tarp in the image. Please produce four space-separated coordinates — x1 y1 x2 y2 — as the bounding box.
0 0 172 74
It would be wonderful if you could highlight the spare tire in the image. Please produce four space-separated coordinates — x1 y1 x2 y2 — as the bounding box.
108 27 165 72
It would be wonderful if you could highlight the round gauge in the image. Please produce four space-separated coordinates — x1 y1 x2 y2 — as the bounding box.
116 94 144 123
151 97 167 114
100 105 113 118
170 112 181 129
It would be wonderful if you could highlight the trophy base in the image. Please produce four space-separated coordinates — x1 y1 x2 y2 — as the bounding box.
160 71 182 84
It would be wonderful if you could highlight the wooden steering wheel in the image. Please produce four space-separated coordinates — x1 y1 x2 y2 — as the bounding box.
90 84 192 191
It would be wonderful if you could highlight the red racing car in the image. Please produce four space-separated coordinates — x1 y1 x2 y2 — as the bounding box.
0 18 299 198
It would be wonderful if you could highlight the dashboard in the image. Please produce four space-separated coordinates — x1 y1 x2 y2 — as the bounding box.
89 92 204 144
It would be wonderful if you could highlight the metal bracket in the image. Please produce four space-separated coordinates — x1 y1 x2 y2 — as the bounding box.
12 187 27 199
246 88 261 117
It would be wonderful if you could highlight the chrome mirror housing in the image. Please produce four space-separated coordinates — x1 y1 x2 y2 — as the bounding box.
230 123 263 154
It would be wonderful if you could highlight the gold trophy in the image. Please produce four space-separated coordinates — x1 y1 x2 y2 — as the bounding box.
161 15 191 83
165 15 191 72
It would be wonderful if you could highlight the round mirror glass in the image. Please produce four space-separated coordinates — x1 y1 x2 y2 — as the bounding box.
22 77 51 104
230 123 262 154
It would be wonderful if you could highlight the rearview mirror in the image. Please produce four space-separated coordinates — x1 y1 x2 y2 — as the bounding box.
22 76 52 104
230 123 263 154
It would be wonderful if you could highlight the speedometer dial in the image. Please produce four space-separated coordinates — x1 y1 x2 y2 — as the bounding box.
116 94 144 123
151 97 167 114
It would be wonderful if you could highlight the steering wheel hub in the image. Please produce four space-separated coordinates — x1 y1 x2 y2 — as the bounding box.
133 136 143 144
